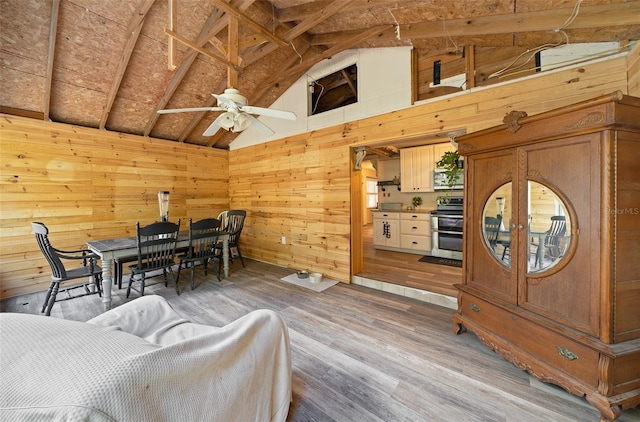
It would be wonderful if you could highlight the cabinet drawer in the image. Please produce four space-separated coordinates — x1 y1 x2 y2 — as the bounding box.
400 213 431 221
400 220 430 235
400 235 430 251
459 293 599 390
373 212 400 220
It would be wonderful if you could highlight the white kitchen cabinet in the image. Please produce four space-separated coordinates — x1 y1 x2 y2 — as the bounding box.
433 142 456 167
372 212 400 248
400 213 431 253
400 145 433 192
401 142 455 192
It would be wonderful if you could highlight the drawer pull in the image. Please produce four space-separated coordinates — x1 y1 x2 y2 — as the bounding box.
470 303 480 312
556 346 578 361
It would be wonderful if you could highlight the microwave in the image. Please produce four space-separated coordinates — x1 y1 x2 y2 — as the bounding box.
433 169 463 190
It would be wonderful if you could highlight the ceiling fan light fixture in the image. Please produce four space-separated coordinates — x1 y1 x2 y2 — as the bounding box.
234 113 251 132
218 112 235 130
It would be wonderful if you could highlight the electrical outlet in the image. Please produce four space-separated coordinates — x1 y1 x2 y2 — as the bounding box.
281 236 286 244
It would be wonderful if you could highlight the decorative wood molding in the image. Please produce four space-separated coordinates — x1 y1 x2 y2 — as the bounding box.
503 110 528 133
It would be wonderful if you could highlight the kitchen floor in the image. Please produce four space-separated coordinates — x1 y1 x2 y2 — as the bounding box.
356 224 462 298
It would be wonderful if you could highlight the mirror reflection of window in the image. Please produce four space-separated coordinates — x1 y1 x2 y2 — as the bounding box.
527 181 571 273
482 182 512 268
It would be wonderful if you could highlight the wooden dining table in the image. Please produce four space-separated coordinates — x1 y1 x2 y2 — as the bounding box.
87 231 229 310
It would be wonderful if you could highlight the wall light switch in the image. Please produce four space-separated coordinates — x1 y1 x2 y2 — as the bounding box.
281 236 286 244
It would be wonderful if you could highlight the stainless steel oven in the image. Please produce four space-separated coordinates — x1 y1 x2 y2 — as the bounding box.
431 198 463 260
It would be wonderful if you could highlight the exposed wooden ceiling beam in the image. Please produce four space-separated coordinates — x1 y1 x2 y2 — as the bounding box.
310 2 640 46
282 0 357 41
165 29 237 68
144 0 257 137
264 25 392 86
100 0 155 129
227 16 240 88
208 0 288 48
43 0 60 121
168 0 177 70
276 0 408 23
341 69 357 97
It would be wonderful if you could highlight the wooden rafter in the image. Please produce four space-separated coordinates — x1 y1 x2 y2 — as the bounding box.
168 0 177 70
341 69 357 97
282 0 357 41
43 0 60 120
164 29 238 68
264 25 392 86
144 0 257 137
227 16 240 88
311 2 640 46
208 0 288 48
100 0 155 129
276 0 404 23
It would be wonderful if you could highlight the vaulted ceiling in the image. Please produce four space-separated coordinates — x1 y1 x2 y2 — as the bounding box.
1 0 639 150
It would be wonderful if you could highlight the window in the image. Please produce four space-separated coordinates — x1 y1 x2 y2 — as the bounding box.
366 178 378 209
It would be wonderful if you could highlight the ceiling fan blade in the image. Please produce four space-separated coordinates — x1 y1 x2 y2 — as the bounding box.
202 121 221 136
246 114 275 135
158 107 223 114
240 105 296 120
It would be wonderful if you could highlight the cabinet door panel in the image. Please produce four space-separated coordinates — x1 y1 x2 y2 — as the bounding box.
467 149 518 302
520 135 599 336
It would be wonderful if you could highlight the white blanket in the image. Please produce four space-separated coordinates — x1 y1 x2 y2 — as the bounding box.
0 296 291 421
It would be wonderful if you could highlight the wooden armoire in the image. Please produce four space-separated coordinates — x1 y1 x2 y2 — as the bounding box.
452 92 640 422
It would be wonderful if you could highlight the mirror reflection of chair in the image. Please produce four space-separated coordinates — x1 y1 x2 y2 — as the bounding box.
31 222 103 316
177 218 221 290
215 210 246 273
126 220 181 298
531 216 567 268
484 215 502 251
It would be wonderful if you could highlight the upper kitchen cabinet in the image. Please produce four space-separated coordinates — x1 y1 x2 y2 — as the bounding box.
453 92 640 422
400 142 455 192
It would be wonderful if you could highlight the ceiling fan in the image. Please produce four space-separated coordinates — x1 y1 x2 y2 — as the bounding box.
157 88 296 136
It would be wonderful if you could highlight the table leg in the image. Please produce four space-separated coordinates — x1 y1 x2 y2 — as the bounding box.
101 253 113 311
223 238 229 278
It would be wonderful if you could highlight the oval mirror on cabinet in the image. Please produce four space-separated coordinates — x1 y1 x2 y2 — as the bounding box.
481 182 512 268
527 181 571 274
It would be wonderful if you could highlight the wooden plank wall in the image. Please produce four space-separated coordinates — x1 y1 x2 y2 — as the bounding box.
230 55 634 285
0 118 228 298
628 41 640 97
1 54 636 299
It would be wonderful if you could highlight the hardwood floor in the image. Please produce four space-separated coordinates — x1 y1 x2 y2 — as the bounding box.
357 223 461 297
2 260 639 421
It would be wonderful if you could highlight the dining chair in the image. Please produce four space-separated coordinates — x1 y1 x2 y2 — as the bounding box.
126 220 181 298
215 210 246 273
531 216 567 268
31 222 103 316
177 218 221 290
484 215 502 252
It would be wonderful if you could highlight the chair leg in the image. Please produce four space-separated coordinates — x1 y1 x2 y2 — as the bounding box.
176 261 183 285
236 245 245 268
94 275 103 297
43 282 59 316
190 265 195 290
41 281 54 314
126 273 135 298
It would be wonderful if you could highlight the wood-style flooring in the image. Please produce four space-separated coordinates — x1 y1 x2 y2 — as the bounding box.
2 260 639 421
357 223 461 297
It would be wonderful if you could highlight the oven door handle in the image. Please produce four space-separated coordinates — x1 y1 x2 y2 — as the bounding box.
431 214 463 219
432 229 463 235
